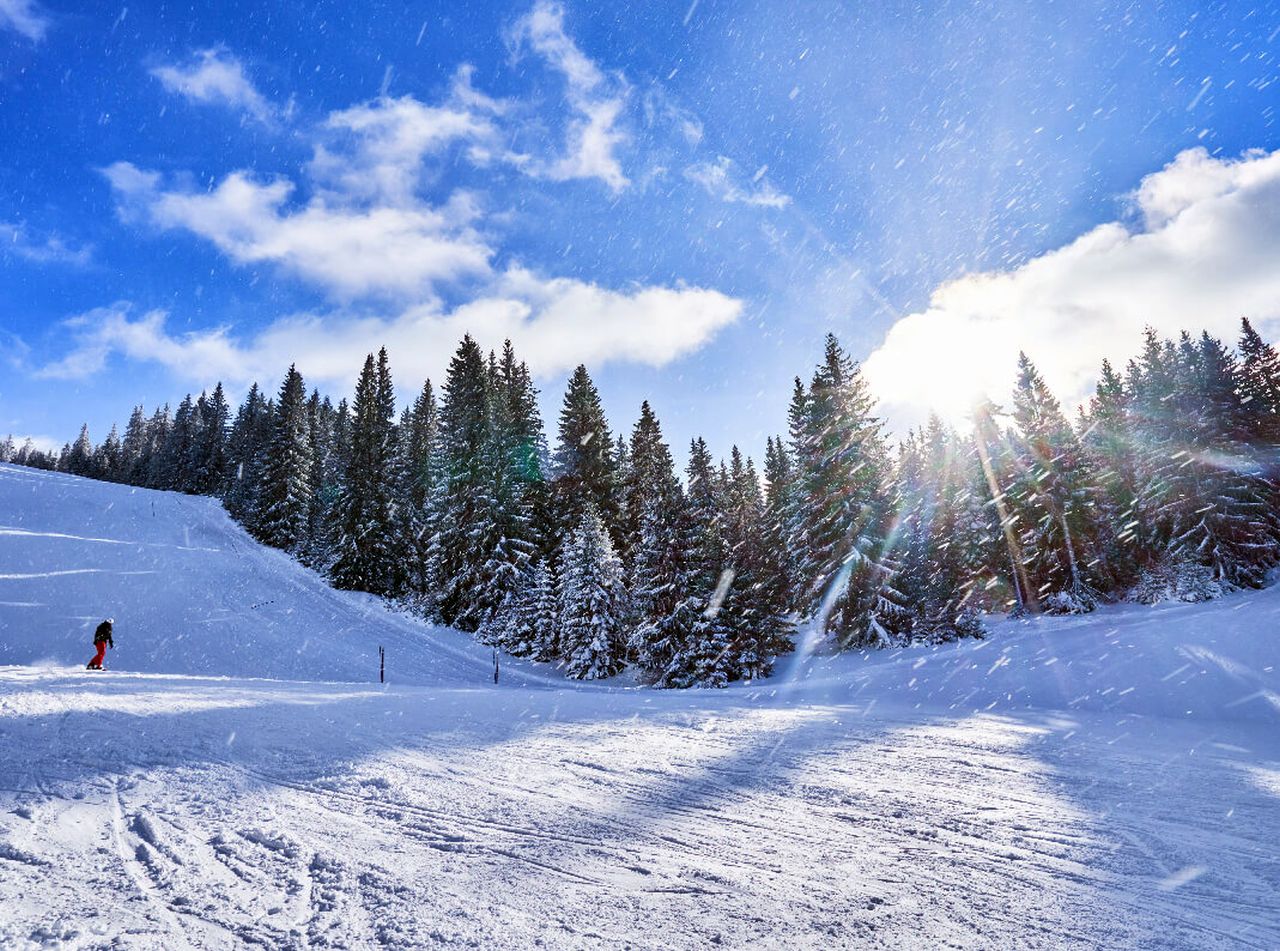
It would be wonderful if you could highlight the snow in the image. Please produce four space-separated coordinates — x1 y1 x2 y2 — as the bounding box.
2 462 1279 947
0 463 544 687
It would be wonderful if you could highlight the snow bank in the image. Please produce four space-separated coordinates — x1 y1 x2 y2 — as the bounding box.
775 584 1280 724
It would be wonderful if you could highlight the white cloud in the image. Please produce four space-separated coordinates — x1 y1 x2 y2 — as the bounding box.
36 304 247 382
38 274 742 391
151 47 273 122
508 1 629 191
450 64 511 116
1 221 92 266
477 267 742 372
862 147 1280 432
102 162 493 301
0 0 49 41
82 9 747 387
685 157 791 209
311 94 500 204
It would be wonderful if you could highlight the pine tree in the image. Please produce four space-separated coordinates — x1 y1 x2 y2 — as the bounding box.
331 349 399 595
485 556 560 658
0 435 13 464
479 342 545 627
761 435 796 627
121 405 150 484
1006 352 1104 613
394 380 438 591
425 336 498 627
552 365 623 550
787 335 901 648
625 404 705 683
1125 328 1279 597
557 506 628 679
892 419 984 640
96 424 123 481
657 437 741 686
66 424 94 477
223 385 271 526
715 448 793 679
190 383 229 494
301 391 334 565
257 365 314 553
1238 317 1280 474
1080 359 1142 589
143 404 173 489
159 395 198 492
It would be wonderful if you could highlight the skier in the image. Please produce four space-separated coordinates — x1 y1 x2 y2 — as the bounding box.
86 618 114 670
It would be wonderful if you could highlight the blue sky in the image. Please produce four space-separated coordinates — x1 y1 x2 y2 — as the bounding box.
3 0 1280 463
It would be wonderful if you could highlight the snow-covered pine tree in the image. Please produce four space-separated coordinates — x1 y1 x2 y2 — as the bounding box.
222 385 271 527
716 447 794 679
614 433 632 558
1238 316 1280 476
781 376 811 608
1123 328 1277 598
486 556 559 658
557 506 628 679
331 349 399 595
552 364 623 551
391 380 438 594
120 405 150 484
657 436 740 687
96 424 123 482
475 341 545 636
157 395 198 492
143 404 173 489
1185 331 1279 583
515 558 560 661
892 418 984 641
761 435 795 617
1005 352 1105 613
786 334 902 648
300 391 333 566
624 403 705 683
189 383 229 494
256 365 314 553
1078 359 1142 591
425 336 500 629
65 424 94 477
0 434 13 464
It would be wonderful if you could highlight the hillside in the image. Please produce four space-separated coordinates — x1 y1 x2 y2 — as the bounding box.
0 463 539 686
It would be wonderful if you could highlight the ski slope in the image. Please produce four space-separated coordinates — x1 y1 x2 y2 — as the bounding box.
2 463 1279 948
0 463 534 686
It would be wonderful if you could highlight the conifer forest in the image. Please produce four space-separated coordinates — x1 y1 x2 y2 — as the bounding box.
9 319 1280 686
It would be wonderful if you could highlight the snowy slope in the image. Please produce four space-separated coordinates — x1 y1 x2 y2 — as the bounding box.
2 463 1279 948
0 463 538 685
774 589 1280 724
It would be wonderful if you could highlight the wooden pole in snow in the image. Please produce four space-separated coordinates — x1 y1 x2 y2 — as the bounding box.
379 646 385 684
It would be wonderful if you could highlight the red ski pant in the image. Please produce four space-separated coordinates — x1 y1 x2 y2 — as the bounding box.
89 642 106 667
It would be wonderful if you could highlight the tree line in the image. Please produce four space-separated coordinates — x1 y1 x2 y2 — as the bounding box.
5 319 1279 685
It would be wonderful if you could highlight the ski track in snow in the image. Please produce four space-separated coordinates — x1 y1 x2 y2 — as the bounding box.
2 673 1278 948
2 463 1280 947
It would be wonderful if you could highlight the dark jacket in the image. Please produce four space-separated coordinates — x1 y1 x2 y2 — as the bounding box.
93 621 114 648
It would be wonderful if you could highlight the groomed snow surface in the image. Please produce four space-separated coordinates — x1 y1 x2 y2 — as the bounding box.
1 462 1278 949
